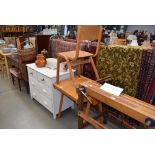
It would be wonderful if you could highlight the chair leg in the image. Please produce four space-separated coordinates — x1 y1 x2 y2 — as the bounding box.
77 64 81 76
11 74 15 85
90 56 100 80
3 65 6 78
2 66 4 78
80 64 83 75
58 93 64 118
66 59 76 87
56 57 60 84
18 78 21 91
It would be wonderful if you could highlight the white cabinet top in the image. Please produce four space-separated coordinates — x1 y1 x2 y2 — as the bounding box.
27 63 69 79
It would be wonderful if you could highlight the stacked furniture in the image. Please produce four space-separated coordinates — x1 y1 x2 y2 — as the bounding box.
53 26 111 119
7 40 37 92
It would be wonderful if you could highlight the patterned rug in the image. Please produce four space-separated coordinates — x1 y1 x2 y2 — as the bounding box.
136 48 155 102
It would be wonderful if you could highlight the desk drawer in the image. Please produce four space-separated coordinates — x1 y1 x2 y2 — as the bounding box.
38 82 52 99
27 67 37 79
39 93 53 112
29 77 38 90
30 87 52 112
30 87 40 102
37 72 53 86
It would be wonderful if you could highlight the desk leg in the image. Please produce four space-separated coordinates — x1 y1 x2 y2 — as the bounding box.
4 55 10 78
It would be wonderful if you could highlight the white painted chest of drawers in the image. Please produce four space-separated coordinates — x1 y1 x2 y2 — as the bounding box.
27 62 73 119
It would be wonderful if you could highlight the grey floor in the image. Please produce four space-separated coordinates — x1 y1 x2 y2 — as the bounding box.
0 73 118 129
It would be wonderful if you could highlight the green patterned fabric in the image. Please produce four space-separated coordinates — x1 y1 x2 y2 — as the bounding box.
97 45 143 97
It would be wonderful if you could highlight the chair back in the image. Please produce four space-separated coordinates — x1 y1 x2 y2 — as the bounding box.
17 40 36 63
29 37 36 48
75 25 103 60
16 36 25 50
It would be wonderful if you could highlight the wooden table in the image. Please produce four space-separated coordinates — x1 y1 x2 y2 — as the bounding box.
0 49 13 78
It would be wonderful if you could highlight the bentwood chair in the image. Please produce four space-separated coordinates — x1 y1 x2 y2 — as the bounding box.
54 26 109 118
56 25 103 85
0 55 6 77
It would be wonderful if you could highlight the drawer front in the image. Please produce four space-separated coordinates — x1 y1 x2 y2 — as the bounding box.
30 87 40 102
27 67 37 79
30 87 53 113
38 82 52 99
37 72 53 87
29 77 38 90
39 93 53 112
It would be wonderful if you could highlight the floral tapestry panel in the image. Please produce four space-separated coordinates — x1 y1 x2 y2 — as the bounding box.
97 45 143 97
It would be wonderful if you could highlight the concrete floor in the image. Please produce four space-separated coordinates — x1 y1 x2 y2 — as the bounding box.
0 74 118 129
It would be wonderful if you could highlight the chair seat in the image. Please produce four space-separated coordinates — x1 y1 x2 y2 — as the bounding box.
57 50 93 60
9 68 21 78
53 76 90 101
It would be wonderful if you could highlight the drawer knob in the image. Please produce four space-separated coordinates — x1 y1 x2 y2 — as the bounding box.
30 72 33 75
41 78 44 81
